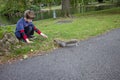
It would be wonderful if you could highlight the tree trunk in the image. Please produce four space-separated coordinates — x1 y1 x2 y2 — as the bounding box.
62 0 71 17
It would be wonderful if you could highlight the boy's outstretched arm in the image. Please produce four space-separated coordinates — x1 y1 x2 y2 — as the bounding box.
40 33 48 38
33 26 48 38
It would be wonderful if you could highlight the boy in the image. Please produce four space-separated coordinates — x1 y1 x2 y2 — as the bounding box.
15 10 48 43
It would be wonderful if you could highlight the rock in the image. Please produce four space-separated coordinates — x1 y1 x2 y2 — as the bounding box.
23 55 28 59
0 33 19 55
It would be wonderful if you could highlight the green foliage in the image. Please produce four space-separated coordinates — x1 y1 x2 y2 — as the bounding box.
30 5 40 11
0 0 29 16
0 0 62 15
117 0 120 5
0 26 15 38
1 0 117 16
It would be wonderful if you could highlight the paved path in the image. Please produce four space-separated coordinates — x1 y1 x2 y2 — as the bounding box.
0 28 120 80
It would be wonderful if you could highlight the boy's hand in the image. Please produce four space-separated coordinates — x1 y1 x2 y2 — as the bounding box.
40 33 48 38
26 39 33 43
28 41 33 43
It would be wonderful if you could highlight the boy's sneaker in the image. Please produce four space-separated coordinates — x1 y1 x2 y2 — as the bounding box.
29 35 35 38
29 35 36 40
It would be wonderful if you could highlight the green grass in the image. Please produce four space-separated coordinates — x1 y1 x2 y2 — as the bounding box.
0 7 120 63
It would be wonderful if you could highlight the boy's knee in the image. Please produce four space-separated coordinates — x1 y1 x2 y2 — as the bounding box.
29 26 34 32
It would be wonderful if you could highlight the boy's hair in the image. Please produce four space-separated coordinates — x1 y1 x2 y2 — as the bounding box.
24 10 35 19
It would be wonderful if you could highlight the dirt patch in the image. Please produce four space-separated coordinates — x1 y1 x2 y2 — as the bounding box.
57 20 73 24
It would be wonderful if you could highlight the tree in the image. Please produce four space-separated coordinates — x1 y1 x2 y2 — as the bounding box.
62 0 71 17
0 0 29 16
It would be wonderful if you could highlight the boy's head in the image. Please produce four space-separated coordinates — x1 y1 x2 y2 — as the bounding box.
24 10 35 22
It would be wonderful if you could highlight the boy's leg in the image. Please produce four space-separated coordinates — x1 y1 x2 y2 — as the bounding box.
15 32 26 42
30 26 34 36
24 26 34 38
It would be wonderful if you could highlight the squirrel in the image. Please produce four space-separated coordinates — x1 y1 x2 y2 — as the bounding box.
54 39 78 47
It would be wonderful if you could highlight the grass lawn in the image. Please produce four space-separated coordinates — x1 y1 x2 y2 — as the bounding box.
0 7 120 63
